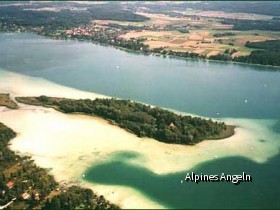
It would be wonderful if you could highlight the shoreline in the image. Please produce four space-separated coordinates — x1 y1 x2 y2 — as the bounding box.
15 96 236 145
39 34 280 70
1 31 280 70
0 119 120 209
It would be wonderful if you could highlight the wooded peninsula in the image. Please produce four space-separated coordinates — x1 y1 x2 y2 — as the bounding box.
16 96 235 145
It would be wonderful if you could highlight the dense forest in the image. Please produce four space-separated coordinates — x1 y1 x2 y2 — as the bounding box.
0 6 90 28
233 50 280 66
128 1 280 17
0 121 119 209
189 1 280 16
245 40 280 50
204 39 280 67
16 96 234 145
0 3 149 29
221 19 280 31
231 40 280 66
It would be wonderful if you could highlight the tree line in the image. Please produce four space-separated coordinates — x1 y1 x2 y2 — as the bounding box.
221 19 280 31
0 3 149 30
245 40 280 50
17 96 234 145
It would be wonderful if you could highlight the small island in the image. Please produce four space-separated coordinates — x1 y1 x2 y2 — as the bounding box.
0 93 19 109
16 96 235 145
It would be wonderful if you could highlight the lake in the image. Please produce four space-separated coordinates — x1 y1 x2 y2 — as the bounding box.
1 33 280 208
1 33 279 119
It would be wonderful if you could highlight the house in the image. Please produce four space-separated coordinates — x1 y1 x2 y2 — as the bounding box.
6 181 14 189
22 192 31 200
34 193 40 201
169 122 175 128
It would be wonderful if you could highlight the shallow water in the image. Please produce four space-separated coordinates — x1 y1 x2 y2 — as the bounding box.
85 152 280 209
1 101 278 208
0 33 280 208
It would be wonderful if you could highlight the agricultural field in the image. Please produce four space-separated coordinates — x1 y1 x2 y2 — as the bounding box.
94 11 280 58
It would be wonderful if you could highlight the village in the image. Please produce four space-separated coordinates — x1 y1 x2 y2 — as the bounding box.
0 152 55 209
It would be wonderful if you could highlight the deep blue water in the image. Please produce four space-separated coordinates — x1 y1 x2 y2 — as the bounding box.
0 33 280 119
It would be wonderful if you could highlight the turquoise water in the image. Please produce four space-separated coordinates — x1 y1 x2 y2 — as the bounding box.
1 33 280 208
0 33 280 119
85 151 280 209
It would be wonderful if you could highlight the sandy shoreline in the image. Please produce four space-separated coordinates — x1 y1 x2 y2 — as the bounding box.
1 69 280 208
0 70 106 100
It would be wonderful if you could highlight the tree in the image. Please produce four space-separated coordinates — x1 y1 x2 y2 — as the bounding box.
51 197 61 209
